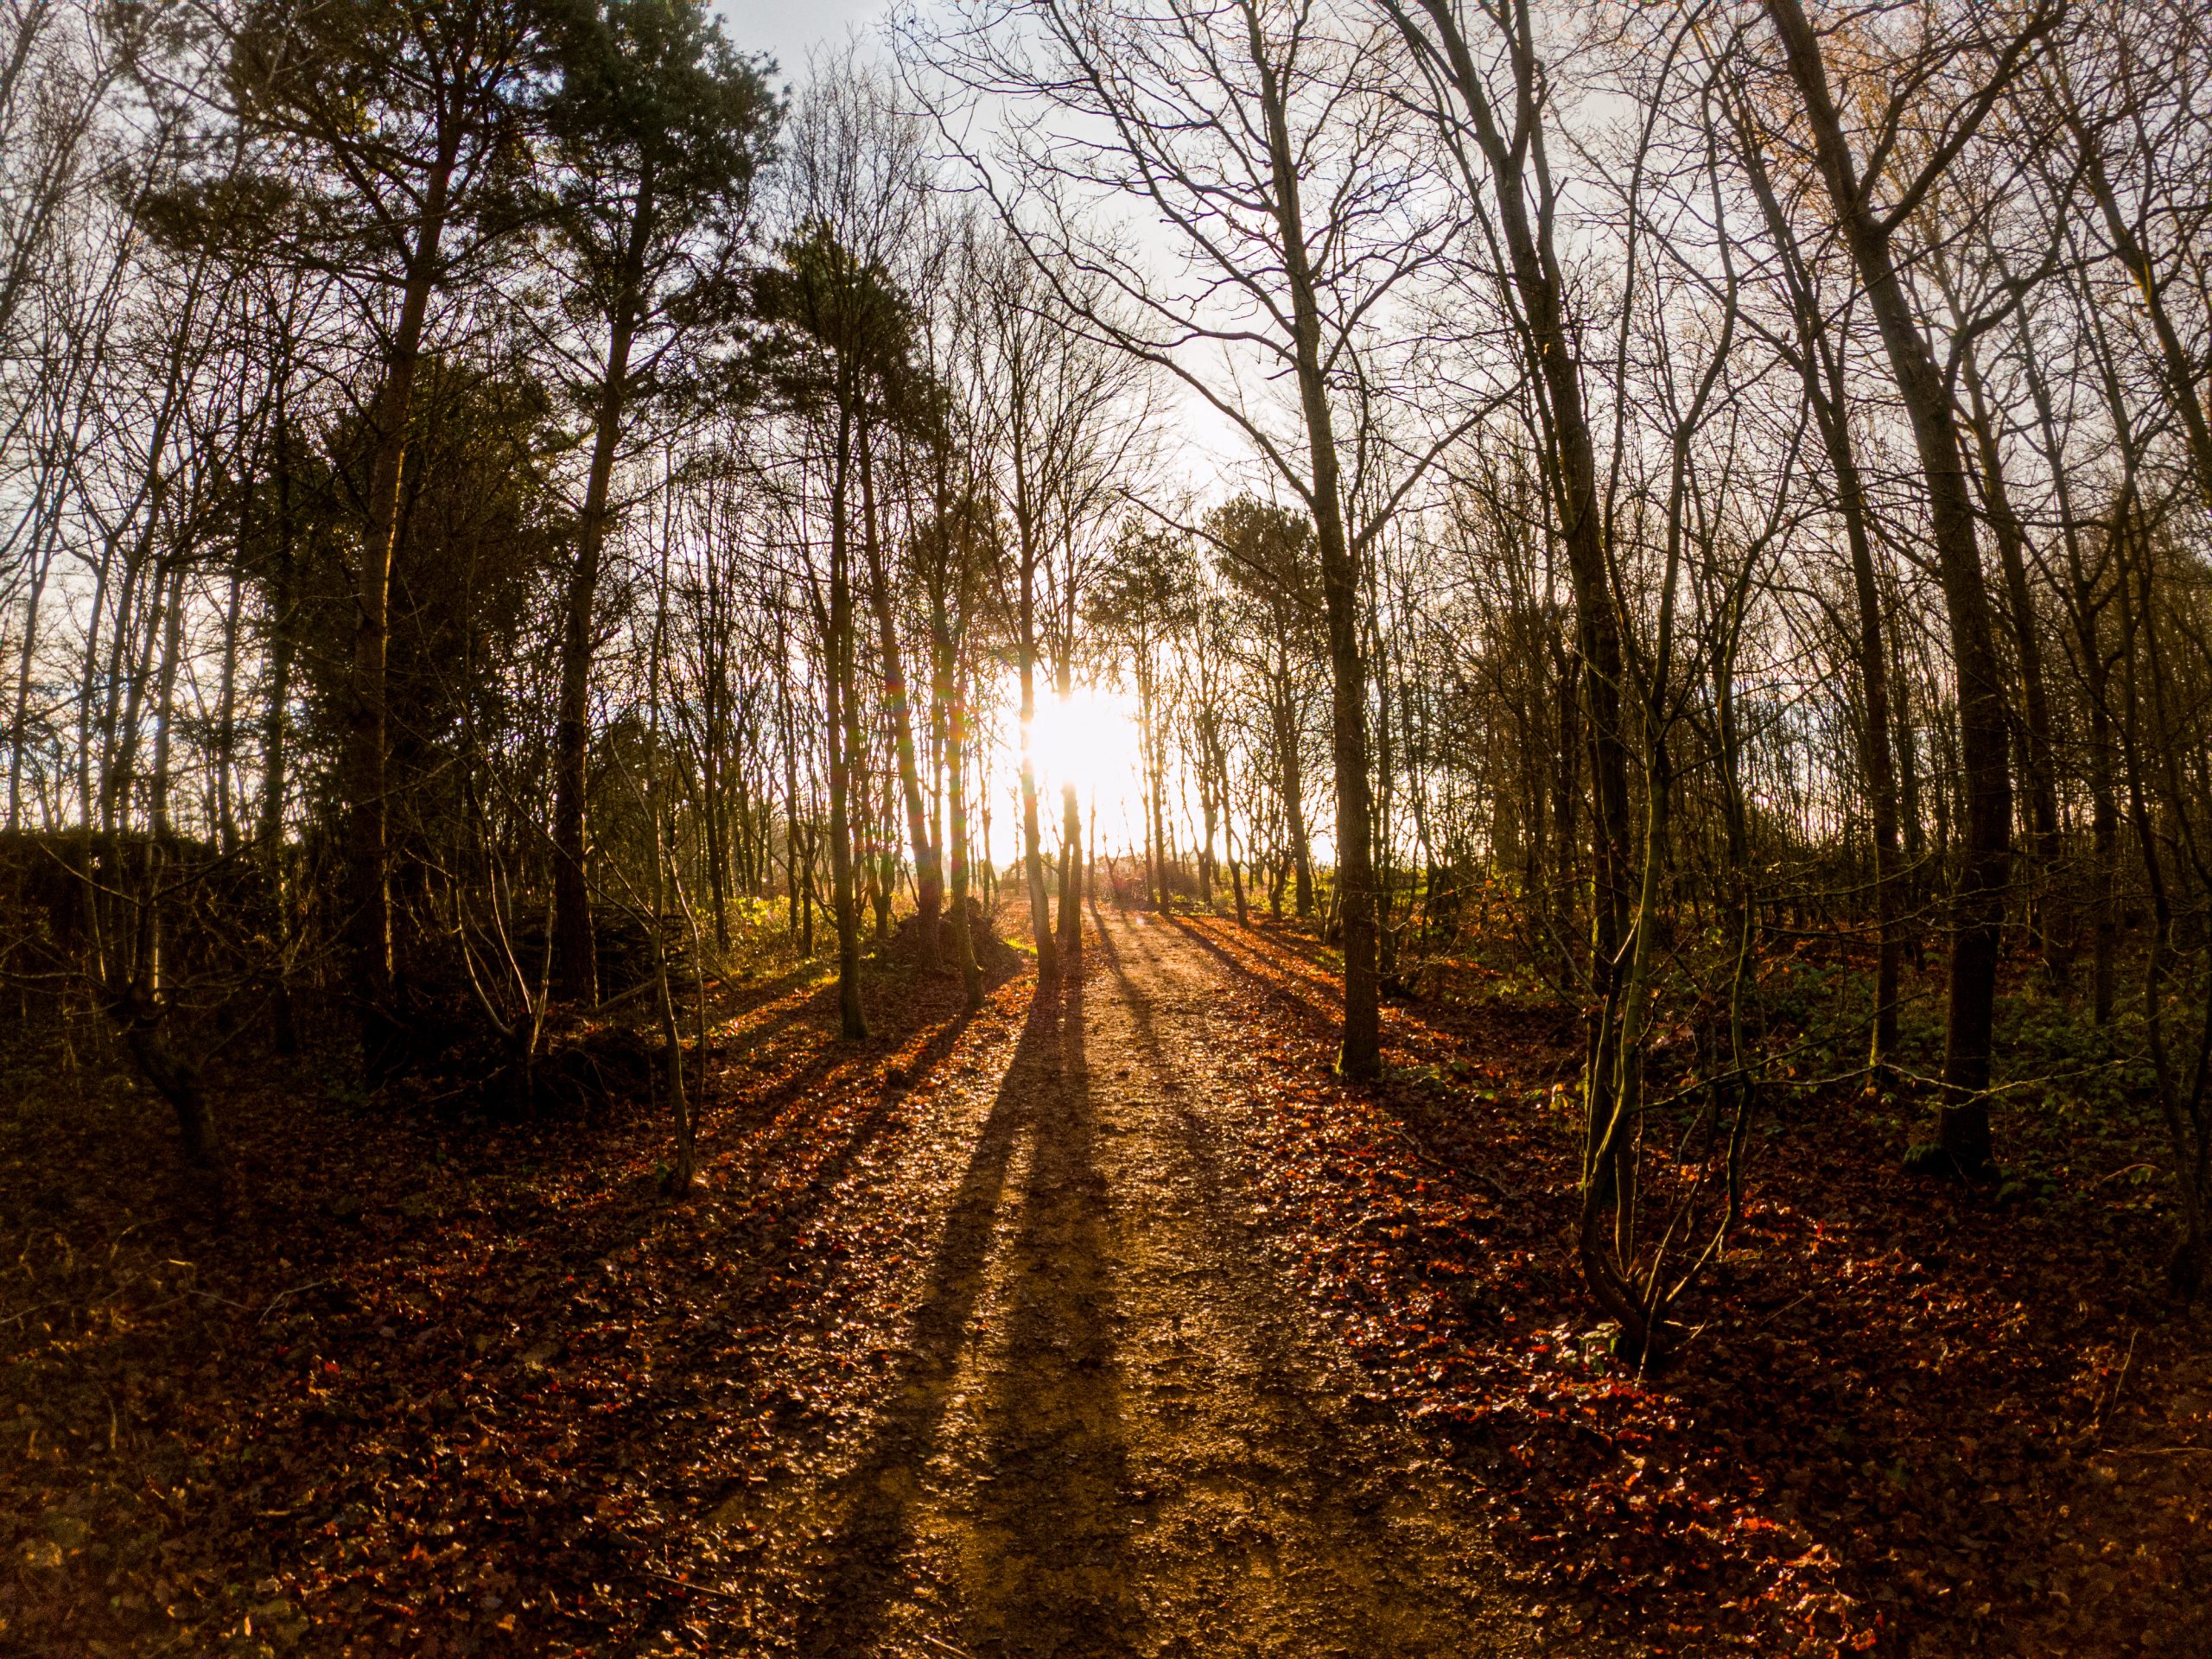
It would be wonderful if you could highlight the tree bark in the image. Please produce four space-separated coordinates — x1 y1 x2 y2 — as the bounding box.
128 556 223 1191
1385 0 1636 1184
551 176 654 1005
1017 524 1059 977
1764 0 2016 1175
2061 84 2212 512
1389 0 1635 1104
1243 0 1378 1078
860 429 943 972
946 652 983 1007
828 405 868 1038
348 152 455 1071
259 404 301 1053
2019 317 2121 1023
1957 334 2062 981
1732 123 1904 1066
1271 646 1315 917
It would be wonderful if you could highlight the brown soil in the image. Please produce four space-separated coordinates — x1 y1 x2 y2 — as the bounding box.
11 897 2206 1657
760 906 1531 1657
0 905 1536 1658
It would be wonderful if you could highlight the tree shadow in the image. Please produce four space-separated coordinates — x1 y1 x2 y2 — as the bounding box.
703 950 1021 1197
789 976 1054 1654
957 957 1141 1656
451 965 1027 1651
1160 912 1340 1034
796 959 1143 1657
1166 912 1575 1071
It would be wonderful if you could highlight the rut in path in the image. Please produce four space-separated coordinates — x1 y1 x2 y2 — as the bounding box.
789 906 1536 1659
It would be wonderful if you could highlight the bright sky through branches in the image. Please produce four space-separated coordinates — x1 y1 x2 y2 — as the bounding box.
716 0 889 81
1033 684 1147 841
977 682 1150 868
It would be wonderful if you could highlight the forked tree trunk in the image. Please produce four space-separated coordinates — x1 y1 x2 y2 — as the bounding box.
347 156 455 1073
1385 0 1635 1144
551 181 654 1006
1765 0 2018 1176
1243 1 1379 1078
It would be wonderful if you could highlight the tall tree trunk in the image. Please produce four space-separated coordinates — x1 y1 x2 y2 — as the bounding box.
257 451 300 1053
2023 303 2121 1024
1764 0 2016 1176
1274 655 1314 916
1244 0 1378 1077
1054 637 1084 952
348 156 454 1071
828 407 867 1038
1957 334 2062 981
551 179 653 1005
1389 0 1636 1115
125 557 222 1189
1226 811 1249 925
1734 120 1905 1067
859 429 942 971
646 531 696 1190
2060 82 2212 512
1198 780 1218 910
2109 505 2211 1291
778 604 803 946
106 558 164 842
2081 518 2120 1027
7 506 58 833
702 753 729 951
1017 531 1058 977
1058 771 1084 950
1150 670 1169 912
947 655 982 1008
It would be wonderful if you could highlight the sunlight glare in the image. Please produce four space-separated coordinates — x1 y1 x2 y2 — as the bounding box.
1028 685 1147 846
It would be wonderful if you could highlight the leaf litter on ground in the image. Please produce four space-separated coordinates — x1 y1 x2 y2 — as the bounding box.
3 905 2208 1659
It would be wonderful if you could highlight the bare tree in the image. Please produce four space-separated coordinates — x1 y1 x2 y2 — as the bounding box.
1755 0 2062 1177
919 0 1480 1074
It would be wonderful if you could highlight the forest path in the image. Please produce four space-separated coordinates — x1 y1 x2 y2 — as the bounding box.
785 905 1532 1659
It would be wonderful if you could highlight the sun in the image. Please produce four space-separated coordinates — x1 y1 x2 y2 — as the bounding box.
1028 684 1148 845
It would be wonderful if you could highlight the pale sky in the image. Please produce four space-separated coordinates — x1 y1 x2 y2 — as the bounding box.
715 0 891 82
705 0 1262 870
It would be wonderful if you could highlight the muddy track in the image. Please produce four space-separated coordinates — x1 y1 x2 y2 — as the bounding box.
787 907 1533 1659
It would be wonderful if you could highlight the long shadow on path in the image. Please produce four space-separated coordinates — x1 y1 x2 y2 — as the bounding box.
958 957 1142 1656
797 960 1143 1656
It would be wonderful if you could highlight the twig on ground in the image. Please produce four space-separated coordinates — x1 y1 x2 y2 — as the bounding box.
2093 1163 2160 1187
639 1568 747 1604
257 1280 334 1325
1750 1290 1814 1329
1382 1121 1524 1202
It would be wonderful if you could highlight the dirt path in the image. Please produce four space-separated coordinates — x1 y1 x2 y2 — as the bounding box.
782 907 1533 1659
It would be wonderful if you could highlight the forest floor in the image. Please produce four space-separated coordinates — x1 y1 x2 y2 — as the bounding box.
3 900 2209 1658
